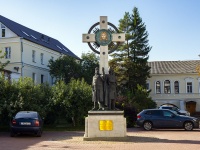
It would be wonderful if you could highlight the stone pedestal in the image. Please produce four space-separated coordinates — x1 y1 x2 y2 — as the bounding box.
83 111 127 140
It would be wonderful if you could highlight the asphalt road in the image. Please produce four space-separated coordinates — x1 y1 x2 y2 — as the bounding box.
0 128 200 150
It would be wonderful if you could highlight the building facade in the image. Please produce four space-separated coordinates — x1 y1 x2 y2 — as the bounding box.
148 60 200 114
0 15 79 85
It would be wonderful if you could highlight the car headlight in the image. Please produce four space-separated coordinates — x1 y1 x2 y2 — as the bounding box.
192 118 198 122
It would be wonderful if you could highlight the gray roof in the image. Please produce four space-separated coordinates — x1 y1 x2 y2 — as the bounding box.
148 60 200 74
0 15 80 59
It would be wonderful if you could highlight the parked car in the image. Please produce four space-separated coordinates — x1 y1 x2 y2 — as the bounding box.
136 109 199 131
158 105 190 116
10 111 43 137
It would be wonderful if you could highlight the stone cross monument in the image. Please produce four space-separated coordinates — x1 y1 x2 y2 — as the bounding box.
82 17 127 139
82 16 125 110
82 16 125 74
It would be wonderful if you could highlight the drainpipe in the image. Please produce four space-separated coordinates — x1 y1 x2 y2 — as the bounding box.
20 37 24 77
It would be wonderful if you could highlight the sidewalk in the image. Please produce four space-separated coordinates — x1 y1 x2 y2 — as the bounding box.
1 128 200 150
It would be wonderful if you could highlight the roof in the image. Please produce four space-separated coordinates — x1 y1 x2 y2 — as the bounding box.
148 60 200 74
0 15 80 60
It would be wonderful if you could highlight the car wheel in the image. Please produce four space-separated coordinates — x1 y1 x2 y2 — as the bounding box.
184 122 193 131
36 130 42 137
143 121 153 131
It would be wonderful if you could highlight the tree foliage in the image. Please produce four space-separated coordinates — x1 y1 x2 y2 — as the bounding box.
65 78 92 126
110 7 151 94
0 76 92 127
0 49 10 72
80 52 99 84
48 55 81 84
0 77 52 125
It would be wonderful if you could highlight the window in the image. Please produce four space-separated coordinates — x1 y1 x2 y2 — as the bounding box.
40 53 44 65
31 35 37 39
199 79 200 93
32 50 36 62
41 74 44 83
164 80 171 94
56 45 62 50
187 82 192 93
21 31 29 36
174 81 179 94
163 110 173 117
146 110 162 116
63 48 68 52
1 24 5 37
32 73 36 83
51 76 54 85
146 83 149 90
5 47 11 59
156 81 161 94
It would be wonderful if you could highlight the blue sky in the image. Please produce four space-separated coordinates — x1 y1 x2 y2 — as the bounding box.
1 0 200 61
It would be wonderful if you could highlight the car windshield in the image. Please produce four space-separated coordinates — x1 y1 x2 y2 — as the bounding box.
162 106 180 112
15 112 37 119
170 110 179 115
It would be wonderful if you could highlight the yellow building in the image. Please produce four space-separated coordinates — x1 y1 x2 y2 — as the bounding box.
148 60 200 115
0 15 79 85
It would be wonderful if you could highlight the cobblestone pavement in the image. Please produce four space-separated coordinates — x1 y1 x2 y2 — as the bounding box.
0 128 200 150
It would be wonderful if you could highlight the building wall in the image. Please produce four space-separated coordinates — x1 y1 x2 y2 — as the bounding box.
0 37 22 73
0 31 61 85
148 73 200 112
21 39 61 84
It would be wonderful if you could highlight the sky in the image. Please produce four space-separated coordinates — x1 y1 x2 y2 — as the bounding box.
1 0 200 61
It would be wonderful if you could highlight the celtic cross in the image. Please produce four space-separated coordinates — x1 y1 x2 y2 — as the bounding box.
82 16 125 74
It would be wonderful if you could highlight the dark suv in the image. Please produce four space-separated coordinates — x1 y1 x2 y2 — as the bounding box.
136 109 199 131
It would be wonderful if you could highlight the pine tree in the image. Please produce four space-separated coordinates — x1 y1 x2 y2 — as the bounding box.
109 7 151 94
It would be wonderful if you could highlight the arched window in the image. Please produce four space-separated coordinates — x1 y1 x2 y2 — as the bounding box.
174 81 179 94
156 81 161 94
164 80 171 94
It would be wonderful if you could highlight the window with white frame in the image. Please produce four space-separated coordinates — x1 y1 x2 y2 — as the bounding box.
199 82 200 93
198 78 200 93
174 81 179 94
185 77 194 94
5 47 11 59
156 81 161 94
1 24 5 37
32 50 36 62
51 76 55 85
164 80 171 94
187 82 192 93
40 53 44 65
32 73 36 83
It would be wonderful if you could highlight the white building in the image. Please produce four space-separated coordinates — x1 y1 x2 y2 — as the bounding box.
148 60 200 115
0 15 79 85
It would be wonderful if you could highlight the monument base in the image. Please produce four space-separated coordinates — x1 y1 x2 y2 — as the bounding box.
83 110 127 141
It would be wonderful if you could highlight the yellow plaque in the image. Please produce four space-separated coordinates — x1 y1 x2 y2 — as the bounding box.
99 120 113 131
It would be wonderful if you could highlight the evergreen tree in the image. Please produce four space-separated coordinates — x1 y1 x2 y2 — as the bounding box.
110 7 151 94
